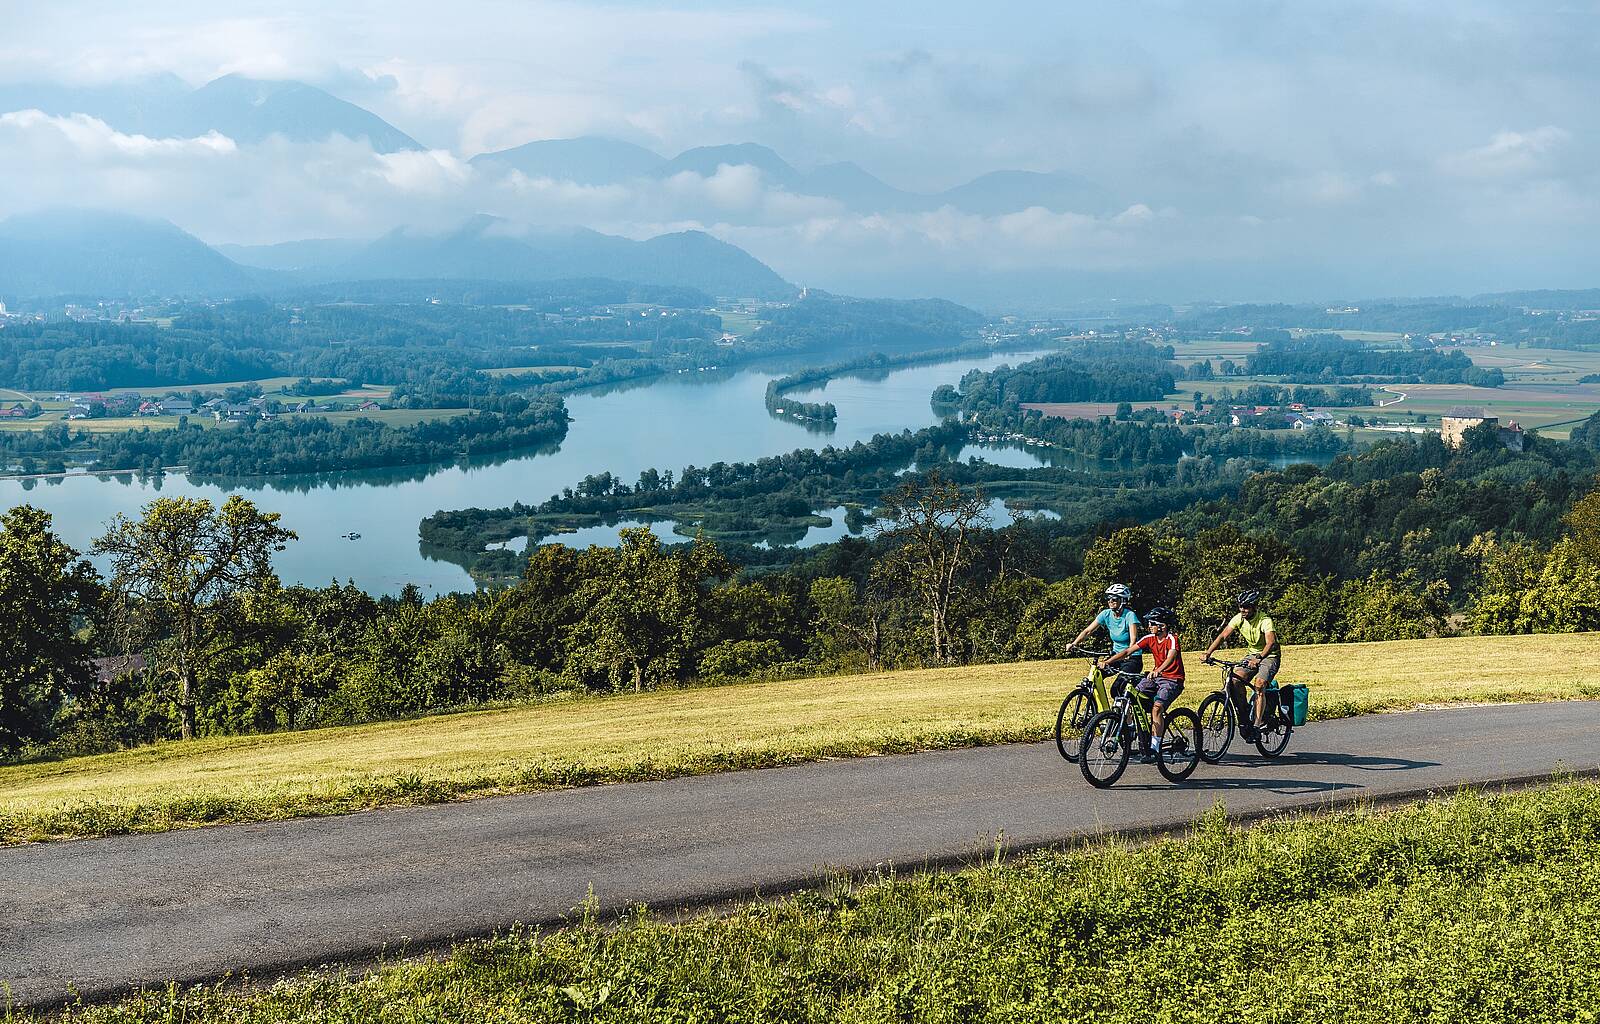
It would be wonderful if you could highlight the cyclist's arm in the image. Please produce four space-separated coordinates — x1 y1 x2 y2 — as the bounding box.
1127 618 1142 647
1105 636 1146 669
1261 627 1278 656
1071 619 1100 648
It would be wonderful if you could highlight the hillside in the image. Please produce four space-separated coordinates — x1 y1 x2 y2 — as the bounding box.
330 218 794 298
0 209 266 298
3 632 1593 843
0 74 422 152
0 210 791 301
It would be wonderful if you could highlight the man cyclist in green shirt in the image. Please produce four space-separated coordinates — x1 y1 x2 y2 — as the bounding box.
1201 589 1278 742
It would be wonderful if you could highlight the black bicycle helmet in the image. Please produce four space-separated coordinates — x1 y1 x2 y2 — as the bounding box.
1236 589 1263 608
1145 606 1176 627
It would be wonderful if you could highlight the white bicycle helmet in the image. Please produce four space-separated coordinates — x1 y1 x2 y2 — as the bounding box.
1104 583 1133 602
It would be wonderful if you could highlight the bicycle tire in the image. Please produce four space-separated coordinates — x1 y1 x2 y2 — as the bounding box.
1195 691 1233 763
1055 688 1093 762
1252 713 1293 758
1078 711 1130 788
1155 708 1201 782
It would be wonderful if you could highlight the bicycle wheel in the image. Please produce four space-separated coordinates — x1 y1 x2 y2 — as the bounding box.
1055 688 1093 762
1155 708 1201 783
1078 711 1131 788
1252 713 1293 758
1195 691 1233 763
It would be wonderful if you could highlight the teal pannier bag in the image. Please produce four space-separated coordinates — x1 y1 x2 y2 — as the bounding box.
1285 684 1309 727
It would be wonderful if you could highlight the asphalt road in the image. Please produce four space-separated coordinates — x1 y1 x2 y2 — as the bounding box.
5 700 1599 1006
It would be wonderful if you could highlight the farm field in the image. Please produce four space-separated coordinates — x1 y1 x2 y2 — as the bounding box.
482 364 584 377
1346 381 1600 436
1445 345 1600 384
1019 400 1125 419
19 779 1600 1022
4 632 1597 844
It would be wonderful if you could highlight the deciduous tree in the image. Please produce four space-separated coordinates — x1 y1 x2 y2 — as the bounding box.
93 496 296 739
0 506 100 757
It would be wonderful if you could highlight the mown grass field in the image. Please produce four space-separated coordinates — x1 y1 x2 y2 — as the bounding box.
16 780 1600 1022
3 633 1597 844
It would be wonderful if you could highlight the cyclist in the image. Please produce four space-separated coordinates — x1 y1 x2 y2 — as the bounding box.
1102 606 1185 762
1202 589 1279 741
1070 583 1142 664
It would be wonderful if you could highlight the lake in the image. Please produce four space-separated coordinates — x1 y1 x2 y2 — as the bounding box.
0 350 1054 594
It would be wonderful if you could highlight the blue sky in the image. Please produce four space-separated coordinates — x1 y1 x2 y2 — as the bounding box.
2 1 1598 303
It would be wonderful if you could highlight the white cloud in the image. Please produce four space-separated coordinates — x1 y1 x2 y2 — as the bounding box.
0 110 236 159
374 148 473 193
1440 126 1571 179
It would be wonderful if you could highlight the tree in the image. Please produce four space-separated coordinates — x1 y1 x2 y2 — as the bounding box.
93 496 297 739
0 506 101 757
1563 485 1600 563
568 529 720 690
1339 570 1451 641
808 576 884 670
874 473 991 664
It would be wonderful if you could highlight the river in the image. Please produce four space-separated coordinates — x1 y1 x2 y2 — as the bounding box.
0 350 1055 594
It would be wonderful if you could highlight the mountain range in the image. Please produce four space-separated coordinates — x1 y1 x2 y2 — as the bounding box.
0 74 421 152
0 210 793 301
471 139 1115 215
1 76 1113 215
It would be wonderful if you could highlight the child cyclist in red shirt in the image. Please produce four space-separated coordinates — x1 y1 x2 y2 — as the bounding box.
1100 606 1185 763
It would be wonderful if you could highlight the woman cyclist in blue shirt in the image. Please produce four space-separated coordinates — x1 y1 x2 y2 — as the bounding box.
1071 583 1142 661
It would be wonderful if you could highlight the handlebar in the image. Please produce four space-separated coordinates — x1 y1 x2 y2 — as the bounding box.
1069 646 1114 659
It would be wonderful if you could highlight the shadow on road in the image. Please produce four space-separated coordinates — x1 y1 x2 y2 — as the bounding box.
1218 750 1442 772
1119 774 1362 795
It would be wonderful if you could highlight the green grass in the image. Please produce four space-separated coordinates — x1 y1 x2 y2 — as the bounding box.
19 780 1600 1022
3 633 1597 845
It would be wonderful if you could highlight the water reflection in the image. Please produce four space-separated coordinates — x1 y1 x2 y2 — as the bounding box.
0 348 1052 594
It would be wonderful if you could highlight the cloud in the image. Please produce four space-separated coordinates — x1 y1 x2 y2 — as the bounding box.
1440 126 1572 179
0 110 236 159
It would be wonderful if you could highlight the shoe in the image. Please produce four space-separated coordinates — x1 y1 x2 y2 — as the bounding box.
1140 751 1158 764
1239 723 1258 742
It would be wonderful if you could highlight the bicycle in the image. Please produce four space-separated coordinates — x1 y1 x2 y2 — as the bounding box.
1076 672 1201 787
1055 647 1134 762
1195 657 1293 761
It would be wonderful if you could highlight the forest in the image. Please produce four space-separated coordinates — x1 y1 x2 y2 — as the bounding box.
0 394 570 478
1179 300 1600 346
1243 335 1506 385
943 341 1178 412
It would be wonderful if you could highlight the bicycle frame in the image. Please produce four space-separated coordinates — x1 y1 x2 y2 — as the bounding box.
1103 678 1157 737
1072 649 1140 714
1212 657 1279 716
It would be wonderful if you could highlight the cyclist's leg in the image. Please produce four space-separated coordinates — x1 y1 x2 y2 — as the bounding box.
1130 679 1154 752
1253 654 1281 726
1148 678 1182 740
1228 666 1254 721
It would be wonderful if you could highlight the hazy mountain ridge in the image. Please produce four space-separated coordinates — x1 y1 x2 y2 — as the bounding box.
0 74 421 152
470 135 1114 216
0 209 266 298
0 210 793 301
